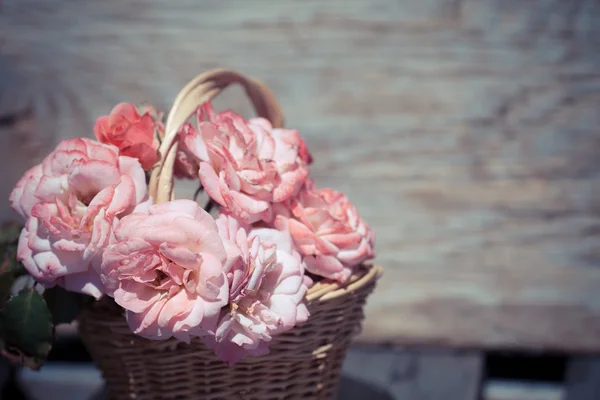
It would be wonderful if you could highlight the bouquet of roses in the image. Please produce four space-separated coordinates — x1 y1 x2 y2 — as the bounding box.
2 101 375 367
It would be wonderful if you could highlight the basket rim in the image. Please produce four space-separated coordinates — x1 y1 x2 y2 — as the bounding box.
306 264 382 302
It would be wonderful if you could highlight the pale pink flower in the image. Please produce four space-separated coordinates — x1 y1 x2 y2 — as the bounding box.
10 138 147 298
274 185 375 282
204 213 310 365
178 103 309 223
100 200 231 342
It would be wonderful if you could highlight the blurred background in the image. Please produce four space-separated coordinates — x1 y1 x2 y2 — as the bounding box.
1 0 599 399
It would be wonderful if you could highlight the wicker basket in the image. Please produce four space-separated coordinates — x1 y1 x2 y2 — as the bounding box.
78 69 382 400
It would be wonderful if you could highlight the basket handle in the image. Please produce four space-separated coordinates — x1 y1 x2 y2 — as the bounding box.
148 69 285 204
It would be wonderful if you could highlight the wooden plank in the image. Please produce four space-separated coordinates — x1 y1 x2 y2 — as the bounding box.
484 381 564 400
565 357 600 400
342 346 483 399
1 0 600 349
360 264 600 353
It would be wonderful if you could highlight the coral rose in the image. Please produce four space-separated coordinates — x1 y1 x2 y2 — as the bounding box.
100 200 231 342
204 213 310 365
94 102 162 170
179 103 309 223
10 138 148 298
274 185 375 282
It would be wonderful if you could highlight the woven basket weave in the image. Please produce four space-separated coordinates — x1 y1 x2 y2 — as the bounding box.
78 69 382 400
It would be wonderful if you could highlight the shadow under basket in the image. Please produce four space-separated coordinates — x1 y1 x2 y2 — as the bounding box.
79 264 382 400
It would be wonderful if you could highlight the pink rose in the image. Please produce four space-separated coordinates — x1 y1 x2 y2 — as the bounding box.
178 103 309 223
274 185 375 282
94 102 162 170
204 213 310 365
10 138 148 298
100 200 231 342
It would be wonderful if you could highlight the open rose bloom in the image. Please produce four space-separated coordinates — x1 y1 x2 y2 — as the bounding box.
273 183 375 283
9 99 375 364
101 200 230 342
10 138 148 298
177 103 310 223
205 213 311 364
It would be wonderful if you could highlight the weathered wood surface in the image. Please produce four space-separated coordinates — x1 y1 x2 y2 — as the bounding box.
0 56 56 225
1 0 600 350
363 263 600 352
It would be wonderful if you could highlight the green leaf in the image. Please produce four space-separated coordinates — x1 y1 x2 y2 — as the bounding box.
43 286 88 325
1 288 53 360
0 326 39 369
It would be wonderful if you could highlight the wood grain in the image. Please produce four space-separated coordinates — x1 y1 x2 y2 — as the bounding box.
0 55 57 223
1 0 599 350
362 262 600 353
